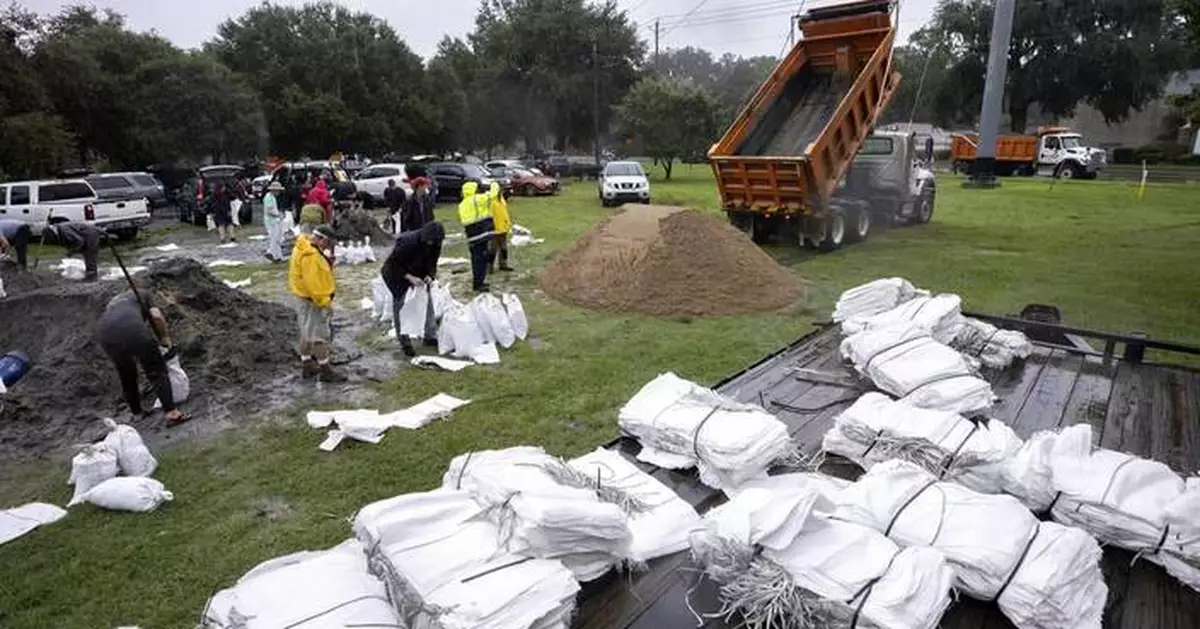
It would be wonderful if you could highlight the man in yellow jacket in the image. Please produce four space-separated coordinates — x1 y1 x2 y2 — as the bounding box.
287 224 346 382
457 179 499 292
488 188 514 273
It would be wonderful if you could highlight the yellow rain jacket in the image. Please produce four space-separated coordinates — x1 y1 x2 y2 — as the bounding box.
491 190 511 235
457 181 499 242
288 234 336 308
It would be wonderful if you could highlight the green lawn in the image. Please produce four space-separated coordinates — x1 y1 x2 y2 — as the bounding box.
1 166 1197 628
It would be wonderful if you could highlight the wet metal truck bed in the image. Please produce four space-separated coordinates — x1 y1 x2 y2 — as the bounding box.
573 319 1200 629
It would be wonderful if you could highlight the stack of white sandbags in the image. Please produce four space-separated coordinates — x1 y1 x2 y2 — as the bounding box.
201 540 400 628
947 316 1034 370
842 294 964 344
822 393 1024 499
835 460 1107 629
437 292 529 364
690 474 954 629
841 324 995 414
1034 424 1200 591
443 446 633 581
568 448 702 563
353 489 579 629
832 277 927 323
67 420 173 513
618 372 793 492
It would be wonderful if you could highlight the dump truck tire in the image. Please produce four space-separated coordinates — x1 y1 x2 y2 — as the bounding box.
846 206 871 243
914 191 935 225
801 213 844 252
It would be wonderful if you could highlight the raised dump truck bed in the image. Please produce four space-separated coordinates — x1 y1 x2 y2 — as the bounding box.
574 319 1200 629
708 0 900 227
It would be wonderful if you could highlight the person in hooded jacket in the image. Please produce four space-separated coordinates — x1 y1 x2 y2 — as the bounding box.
456 179 500 292
381 221 445 356
306 177 332 222
287 224 346 382
488 186 513 273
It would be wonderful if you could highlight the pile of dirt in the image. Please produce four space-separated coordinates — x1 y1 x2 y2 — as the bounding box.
332 207 393 243
0 258 297 460
538 205 804 316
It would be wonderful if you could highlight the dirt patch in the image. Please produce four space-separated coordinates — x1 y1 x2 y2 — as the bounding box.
538 205 804 316
0 258 298 461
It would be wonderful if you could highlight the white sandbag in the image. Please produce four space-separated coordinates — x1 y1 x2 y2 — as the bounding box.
822 392 1023 500
101 418 157 477
841 323 995 414
437 317 456 356
1043 424 1200 590
950 317 1034 370
411 355 473 372
445 304 488 361
58 258 86 280
842 294 964 344
280 209 295 236
370 276 393 323
206 213 216 231
201 539 399 629
443 446 633 581
473 294 515 347
429 281 454 320
504 292 529 340
230 199 243 226
0 503 67 546
152 352 190 410
0 276 6 299
67 443 119 506
691 474 954 629
381 393 471 430
74 477 173 512
568 448 701 563
618 372 793 492
469 294 499 344
833 278 927 322
398 284 430 337
835 460 1106 629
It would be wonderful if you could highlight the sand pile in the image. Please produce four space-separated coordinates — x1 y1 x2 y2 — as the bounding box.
332 207 393 243
539 205 804 316
0 258 296 460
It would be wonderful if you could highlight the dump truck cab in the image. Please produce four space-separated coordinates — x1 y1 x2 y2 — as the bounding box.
839 130 936 223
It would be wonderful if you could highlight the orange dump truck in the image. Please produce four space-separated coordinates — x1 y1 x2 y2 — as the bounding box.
708 0 902 251
950 127 1107 179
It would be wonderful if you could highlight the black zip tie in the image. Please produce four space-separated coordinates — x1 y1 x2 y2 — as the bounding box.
907 298 932 322
1098 457 1137 506
885 479 938 536
939 423 980 479
974 328 1002 358
847 551 900 628
903 372 975 398
862 335 925 371
692 406 722 460
280 594 394 629
454 450 474 490
1044 491 1063 514
770 395 860 414
461 556 534 583
993 523 1041 603
1151 525 1172 555
861 429 884 458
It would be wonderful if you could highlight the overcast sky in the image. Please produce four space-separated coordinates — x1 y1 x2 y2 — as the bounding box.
24 0 936 60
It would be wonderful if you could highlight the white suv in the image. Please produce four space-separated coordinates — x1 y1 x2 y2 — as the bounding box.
354 163 411 207
598 161 650 207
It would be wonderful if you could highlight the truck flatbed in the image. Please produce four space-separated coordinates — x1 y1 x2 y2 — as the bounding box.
573 322 1200 629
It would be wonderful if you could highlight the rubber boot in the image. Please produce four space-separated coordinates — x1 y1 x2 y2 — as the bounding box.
318 362 347 383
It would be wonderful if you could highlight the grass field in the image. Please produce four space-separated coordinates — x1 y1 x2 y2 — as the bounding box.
1 166 1197 628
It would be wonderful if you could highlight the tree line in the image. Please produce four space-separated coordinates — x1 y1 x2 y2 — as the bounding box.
2 0 1197 182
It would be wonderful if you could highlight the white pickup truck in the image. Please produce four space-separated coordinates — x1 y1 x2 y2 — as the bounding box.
0 179 151 238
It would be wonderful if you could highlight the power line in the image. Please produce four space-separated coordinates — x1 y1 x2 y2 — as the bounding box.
647 0 795 22
659 0 714 37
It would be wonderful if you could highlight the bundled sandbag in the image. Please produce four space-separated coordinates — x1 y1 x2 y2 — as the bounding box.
822 393 1023 500
618 372 794 492
832 278 927 322
72 477 173 512
949 316 1033 370
353 489 579 629
443 446 632 581
201 539 399 629
1037 424 1200 591
842 294 964 344
835 460 1106 629
101 418 158 477
841 323 995 414
503 292 529 340
691 474 954 629
68 443 119 506
398 284 430 338
471 293 516 349
568 448 701 563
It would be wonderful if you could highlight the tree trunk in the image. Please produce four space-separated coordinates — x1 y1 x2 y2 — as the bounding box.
663 158 673 180
1010 104 1029 133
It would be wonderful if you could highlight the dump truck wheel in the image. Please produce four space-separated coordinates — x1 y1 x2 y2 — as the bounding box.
1057 163 1079 179
846 207 871 243
802 213 844 252
914 191 935 224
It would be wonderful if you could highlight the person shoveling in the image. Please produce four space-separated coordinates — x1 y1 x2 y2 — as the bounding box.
96 283 189 427
42 221 106 281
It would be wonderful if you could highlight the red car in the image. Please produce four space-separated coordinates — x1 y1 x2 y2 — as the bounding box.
502 167 560 196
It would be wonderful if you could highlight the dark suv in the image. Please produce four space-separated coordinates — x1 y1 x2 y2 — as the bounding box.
87 172 168 208
429 162 496 201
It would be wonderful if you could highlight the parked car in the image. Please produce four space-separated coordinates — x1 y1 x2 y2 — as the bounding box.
540 155 572 178
487 167 515 198
496 166 559 196
0 179 151 238
175 165 247 226
567 156 603 180
250 174 272 199
598 161 650 206
86 172 168 208
485 159 530 171
429 162 496 201
354 163 411 208
269 161 356 204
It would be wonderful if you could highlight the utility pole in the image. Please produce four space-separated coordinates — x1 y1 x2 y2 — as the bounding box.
965 0 1016 189
654 20 660 73
593 39 601 168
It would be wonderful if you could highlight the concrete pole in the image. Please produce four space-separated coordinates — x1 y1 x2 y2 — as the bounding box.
966 0 1016 188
